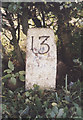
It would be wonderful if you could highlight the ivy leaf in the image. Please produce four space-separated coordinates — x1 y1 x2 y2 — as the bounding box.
76 107 81 116
11 106 15 113
63 112 66 118
11 74 15 77
46 108 52 115
8 4 13 11
50 111 55 118
10 77 16 85
15 73 19 77
19 75 25 81
25 91 30 97
57 108 64 118
65 96 71 102
8 90 14 96
35 97 42 109
3 104 7 111
73 102 81 116
19 71 25 75
52 106 58 115
8 60 14 71
4 69 12 73
2 74 11 79
13 4 17 10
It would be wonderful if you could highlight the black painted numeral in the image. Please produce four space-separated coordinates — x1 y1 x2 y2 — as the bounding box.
31 36 50 55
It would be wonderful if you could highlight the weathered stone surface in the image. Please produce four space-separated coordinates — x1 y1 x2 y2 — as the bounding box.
26 28 57 89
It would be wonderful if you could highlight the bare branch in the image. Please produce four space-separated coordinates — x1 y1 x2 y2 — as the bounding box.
3 33 11 41
5 10 15 29
17 14 20 43
41 10 45 27
2 24 12 32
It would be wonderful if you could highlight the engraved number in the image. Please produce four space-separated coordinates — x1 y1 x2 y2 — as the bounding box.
31 36 50 54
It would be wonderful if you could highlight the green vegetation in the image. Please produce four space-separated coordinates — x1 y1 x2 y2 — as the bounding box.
1 1 83 119
2 78 82 119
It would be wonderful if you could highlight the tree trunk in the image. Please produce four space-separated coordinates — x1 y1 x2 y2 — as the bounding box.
2 45 9 72
14 43 25 70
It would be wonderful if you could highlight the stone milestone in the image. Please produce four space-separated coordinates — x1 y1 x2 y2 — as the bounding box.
26 28 57 89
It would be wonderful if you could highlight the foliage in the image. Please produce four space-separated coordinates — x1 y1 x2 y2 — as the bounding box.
2 1 82 75
1 1 83 119
2 79 82 119
2 60 25 87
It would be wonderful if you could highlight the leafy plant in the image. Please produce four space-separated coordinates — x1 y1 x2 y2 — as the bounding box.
2 60 25 86
2 80 82 119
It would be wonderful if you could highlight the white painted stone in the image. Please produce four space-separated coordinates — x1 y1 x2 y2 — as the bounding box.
26 28 57 89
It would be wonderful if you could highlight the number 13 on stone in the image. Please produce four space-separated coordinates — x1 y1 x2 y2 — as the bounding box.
26 28 57 89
